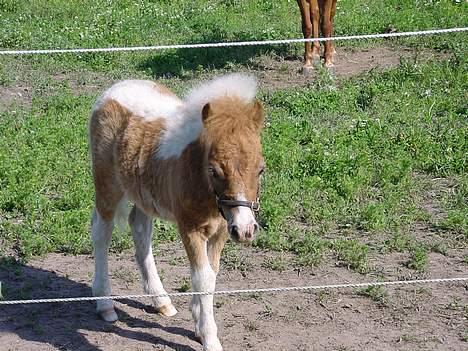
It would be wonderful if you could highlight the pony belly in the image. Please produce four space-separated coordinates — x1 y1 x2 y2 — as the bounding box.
126 188 175 222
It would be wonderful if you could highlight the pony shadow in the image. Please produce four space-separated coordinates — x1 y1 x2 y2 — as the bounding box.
0 257 196 351
138 29 294 79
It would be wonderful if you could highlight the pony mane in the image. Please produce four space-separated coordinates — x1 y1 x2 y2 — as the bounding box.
156 74 257 159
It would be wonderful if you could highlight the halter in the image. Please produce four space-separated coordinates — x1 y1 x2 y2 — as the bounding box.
215 188 261 220
217 196 260 212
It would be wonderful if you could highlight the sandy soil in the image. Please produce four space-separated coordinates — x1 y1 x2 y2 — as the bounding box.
0 242 467 351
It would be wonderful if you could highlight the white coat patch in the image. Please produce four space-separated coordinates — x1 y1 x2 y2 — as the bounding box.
94 80 183 121
95 75 257 160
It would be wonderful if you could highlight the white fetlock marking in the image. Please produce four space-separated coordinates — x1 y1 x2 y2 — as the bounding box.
192 265 221 350
91 210 116 320
190 296 201 339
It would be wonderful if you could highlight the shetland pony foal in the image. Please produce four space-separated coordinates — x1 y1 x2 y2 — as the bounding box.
89 74 264 351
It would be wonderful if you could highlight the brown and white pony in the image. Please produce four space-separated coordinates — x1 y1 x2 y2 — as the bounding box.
89 74 264 351
297 0 338 72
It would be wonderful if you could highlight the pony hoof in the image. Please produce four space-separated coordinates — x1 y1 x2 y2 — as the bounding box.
98 308 118 322
157 303 178 317
325 61 335 68
203 338 223 351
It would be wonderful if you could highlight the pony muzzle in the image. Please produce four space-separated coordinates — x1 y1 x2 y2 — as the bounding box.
216 195 260 242
228 222 259 243
227 207 259 243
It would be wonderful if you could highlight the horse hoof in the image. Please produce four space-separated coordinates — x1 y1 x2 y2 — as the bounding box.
302 65 313 75
99 308 118 322
157 303 178 317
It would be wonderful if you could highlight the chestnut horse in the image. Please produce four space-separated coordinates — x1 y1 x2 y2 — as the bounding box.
89 74 264 351
297 0 338 71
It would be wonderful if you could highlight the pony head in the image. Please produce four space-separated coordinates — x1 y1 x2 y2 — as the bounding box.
202 96 264 243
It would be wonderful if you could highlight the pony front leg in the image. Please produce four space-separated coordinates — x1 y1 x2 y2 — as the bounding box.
91 209 118 322
129 206 177 316
190 230 227 344
183 233 222 351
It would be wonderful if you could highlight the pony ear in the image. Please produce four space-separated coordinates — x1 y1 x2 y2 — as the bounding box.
202 103 212 124
251 100 264 132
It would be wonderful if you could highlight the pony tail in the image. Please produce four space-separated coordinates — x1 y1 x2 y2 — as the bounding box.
114 197 130 232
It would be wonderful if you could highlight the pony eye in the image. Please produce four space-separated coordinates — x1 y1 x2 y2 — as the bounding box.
208 165 220 179
259 167 265 176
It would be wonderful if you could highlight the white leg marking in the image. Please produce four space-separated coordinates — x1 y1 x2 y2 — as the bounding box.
190 296 201 340
130 206 177 316
91 209 118 322
191 250 222 351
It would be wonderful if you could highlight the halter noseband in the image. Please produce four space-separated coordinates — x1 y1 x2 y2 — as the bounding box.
215 193 260 220
216 197 260 212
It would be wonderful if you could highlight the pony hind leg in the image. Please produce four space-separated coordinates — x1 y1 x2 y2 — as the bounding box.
129 205 177 317
91 206 118 322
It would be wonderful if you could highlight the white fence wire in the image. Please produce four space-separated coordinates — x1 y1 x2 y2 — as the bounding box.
0 277 467 305
0 27 466 55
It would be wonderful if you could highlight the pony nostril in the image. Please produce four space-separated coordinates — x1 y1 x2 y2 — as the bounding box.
230 225 239 239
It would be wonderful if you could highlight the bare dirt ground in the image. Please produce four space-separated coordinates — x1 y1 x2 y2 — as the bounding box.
249 46 449 90
0 242 467 351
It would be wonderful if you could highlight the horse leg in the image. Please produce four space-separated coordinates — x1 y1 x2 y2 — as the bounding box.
297 0 313 73
129 205 177 316
310 0 321 62
183 232 222 351
320 0 336 68
91 207 118 322
330 0 338 56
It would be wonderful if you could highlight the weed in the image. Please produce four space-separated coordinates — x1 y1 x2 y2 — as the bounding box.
357 285 388 306
221 244 252 274
176 278 191 293
244 321 259 332
407 246 429 272
333 239 369 273
262 254 287 272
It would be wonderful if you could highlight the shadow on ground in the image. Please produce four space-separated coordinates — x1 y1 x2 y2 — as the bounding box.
138 30 294 79
0 257 196 351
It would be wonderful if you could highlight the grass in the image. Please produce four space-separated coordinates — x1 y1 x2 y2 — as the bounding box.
357 285 389 306
0 1 467 275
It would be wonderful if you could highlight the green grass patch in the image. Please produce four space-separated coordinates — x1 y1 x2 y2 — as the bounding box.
0 1 466 272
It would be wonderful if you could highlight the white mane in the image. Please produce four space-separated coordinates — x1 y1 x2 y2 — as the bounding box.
157 73 257 159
